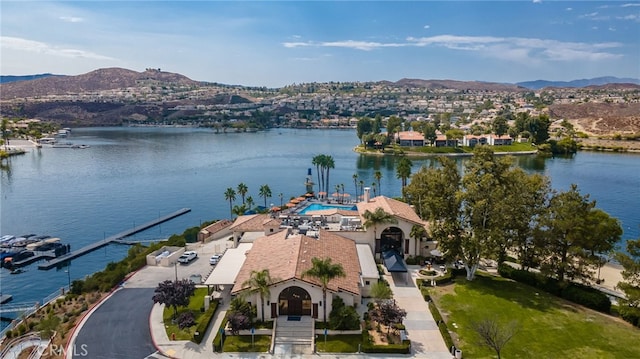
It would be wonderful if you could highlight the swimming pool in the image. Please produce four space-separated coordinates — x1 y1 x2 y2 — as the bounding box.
298 203 357 214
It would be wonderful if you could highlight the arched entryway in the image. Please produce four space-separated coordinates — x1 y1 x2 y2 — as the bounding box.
380 227 404 253
278 286 312 316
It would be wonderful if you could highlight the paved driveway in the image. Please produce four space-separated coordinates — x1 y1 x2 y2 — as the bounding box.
73 288 156 358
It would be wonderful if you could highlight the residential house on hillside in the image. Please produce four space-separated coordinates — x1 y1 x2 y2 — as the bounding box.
462 134 513 147
396 131 425 146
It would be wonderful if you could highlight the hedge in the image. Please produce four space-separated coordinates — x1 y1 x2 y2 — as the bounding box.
617 305 640 327
192 300 218 344
428 301 454 350
498 264 611 313
360 329 411 354
212 317 229 352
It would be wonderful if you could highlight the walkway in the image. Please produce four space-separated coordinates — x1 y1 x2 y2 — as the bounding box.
386 266 452 359
273 316 313 356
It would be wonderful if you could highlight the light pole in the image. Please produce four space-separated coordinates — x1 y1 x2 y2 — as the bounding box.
65 267 71 290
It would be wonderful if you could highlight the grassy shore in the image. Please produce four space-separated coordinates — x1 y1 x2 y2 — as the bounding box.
355 142 537 156
431 274 640 358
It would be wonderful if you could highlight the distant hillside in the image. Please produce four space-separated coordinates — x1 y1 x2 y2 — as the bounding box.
0 73 61 84
390 78 525 92
517 77 640 90
0 67 199 99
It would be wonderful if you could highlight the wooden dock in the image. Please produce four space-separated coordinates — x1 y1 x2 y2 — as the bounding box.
38 208 190 270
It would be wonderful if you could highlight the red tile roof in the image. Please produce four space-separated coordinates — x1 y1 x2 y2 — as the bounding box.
232 230 361 296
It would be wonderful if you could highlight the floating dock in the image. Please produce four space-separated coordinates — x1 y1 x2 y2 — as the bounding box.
38 208 190 270
0 294 12 304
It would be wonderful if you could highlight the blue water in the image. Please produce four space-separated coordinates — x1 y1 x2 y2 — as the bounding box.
298 203 358 214
1 127 638 329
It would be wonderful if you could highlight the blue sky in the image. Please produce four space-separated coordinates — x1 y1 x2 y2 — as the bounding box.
1 1 639 87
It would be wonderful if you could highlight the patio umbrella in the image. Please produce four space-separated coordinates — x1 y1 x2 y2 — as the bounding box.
271 206 281 212
296 196 306 201
291 198 301 204
342 193 351 198
318 191 327 197
304 193 314 197
332 192 341 197
286 202 296 208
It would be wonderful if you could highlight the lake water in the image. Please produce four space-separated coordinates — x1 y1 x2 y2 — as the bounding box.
1 127 638 327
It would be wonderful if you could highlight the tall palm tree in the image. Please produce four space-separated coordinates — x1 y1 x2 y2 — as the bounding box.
312 155 323 193
359 180 364 200
278 193 284 207
237 183 248 204
374 171 382 196
371 182 377 197
301 257 346 325
362 207 398 248
242 269 275 323
352 173 359 199
246 196 255 211
325 155 335 196
224 187 236 218
396 157 413 199
259 184 272 208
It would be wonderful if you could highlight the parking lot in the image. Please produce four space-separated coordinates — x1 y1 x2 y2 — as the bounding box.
124 238 233 289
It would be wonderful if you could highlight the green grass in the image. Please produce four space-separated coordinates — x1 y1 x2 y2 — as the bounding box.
433 274 640 359
222 335 271 352
163 287 209 340
316 334 362 353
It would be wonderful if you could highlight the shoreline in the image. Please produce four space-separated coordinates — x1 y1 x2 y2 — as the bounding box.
354 146 539 157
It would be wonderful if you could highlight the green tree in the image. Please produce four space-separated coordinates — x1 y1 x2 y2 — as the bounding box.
259 184 272 208
386 115 403 142
246 196 255 210
324 155 335 196
356 117 373 145
370 281 393 302
539 185 622 282
237 183 248 204
224 187 236 218
396 157 413 198
352 173 359 200
242 269 276 323
232 204 247 217
615 238 640 325
492 116 509 137
301 257 346 325
373 114 383 134
422 123 437 146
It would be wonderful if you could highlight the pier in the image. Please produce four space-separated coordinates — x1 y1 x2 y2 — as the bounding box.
38 208 190 270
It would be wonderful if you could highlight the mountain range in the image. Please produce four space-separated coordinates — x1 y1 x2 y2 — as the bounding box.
1 68 638 92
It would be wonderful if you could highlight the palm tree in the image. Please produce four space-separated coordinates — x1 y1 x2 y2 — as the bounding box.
224 187 236 218
259 184 272 208
374 171 382 196
371 182 377 197
237 183 248 204
334 184 341 203
359 180 364 200
232 204 247 217
396 157 413 199
301 257 346 325
325 155 335 196
352 173 359 199
278 193 284 207
312 155 323 193
363 207 398 251
242 269 275 323
246 196 255 211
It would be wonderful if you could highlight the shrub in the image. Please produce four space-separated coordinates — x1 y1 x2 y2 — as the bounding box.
177 311 196 329
618 305 640 327
329 296 360 330
212 318 228 352
193 305 216 344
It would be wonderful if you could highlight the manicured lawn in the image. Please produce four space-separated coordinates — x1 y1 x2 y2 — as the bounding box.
316 334 361 353
163 287 209 340
432 274 640 358
222 335 271 352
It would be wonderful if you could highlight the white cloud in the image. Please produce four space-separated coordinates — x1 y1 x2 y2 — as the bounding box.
617 14 639 20
609 27 616 31
59 16 84 23
532 0 542 3
0 36 114 60
622 3 640 7
423 25 430 29
283 34 623 63
566 8 573 11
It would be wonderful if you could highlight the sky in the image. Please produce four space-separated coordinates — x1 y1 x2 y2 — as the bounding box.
1 1 639 87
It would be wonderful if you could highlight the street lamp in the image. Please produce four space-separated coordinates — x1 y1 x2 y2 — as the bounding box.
64 268 71 290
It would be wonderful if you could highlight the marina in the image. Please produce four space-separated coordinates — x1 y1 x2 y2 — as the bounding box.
38 208 191 270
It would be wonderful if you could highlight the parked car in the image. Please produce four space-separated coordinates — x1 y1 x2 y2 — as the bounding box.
178 251 197 264
209 254 222 265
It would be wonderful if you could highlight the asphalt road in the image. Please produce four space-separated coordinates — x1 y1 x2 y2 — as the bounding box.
73 288 156 359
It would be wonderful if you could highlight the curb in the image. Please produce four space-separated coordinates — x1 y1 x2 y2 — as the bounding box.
149 303 180 359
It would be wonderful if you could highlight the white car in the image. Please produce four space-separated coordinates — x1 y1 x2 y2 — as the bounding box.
178 251 197 264
209 254 222 265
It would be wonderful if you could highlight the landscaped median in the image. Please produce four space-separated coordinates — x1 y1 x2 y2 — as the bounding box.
162 287 219 344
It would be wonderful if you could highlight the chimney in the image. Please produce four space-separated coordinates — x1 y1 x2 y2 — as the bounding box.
363 187 371 202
